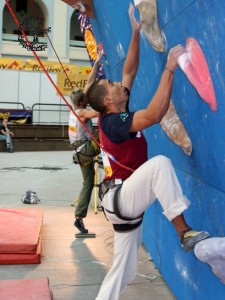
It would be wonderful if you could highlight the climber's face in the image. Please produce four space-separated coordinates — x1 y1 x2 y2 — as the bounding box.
99 79 129 112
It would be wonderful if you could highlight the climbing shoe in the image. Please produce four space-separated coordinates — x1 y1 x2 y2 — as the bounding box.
181 228 209 252
74 218 88 234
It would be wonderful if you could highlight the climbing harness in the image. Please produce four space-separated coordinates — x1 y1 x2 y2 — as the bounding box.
72 139 100 167
98 179 144 232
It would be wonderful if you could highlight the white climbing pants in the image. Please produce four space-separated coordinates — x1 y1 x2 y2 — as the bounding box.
96 155 190 300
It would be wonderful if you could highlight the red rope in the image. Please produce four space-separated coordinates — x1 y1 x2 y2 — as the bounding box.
5 0 135 173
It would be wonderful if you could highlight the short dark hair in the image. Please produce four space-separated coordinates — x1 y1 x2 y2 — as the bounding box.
86 80 108 114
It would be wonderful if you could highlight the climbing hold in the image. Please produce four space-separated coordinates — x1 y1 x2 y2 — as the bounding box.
160 101 192 156
134 0 165 52
178 38 217 111
194 237 225 284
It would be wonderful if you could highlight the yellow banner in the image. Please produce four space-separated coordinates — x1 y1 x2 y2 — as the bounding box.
0 58 24 70
81 66 92 75
57 73 89 95
0 58 92 75
25 60 80 74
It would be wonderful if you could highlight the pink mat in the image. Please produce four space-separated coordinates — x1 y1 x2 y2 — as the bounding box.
0 278 53 300
0 208 43 264
0 208 43 254
0 238 42 265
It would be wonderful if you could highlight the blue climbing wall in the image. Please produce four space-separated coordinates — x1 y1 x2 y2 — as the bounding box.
89 1 225 299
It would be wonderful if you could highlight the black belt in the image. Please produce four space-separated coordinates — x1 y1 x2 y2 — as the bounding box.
113 220 143 232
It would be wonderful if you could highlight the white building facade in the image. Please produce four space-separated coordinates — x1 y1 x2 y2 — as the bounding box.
0 0 89 64
0 0 90 124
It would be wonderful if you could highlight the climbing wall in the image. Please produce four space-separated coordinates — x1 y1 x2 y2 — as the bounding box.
89 0 225 299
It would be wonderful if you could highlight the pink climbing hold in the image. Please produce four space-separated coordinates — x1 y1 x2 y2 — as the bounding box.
178 37 217 111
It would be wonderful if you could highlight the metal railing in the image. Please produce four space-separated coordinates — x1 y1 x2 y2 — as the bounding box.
31 102 70 125
0 101 98 126
0 102 26 109
0 101 70 125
